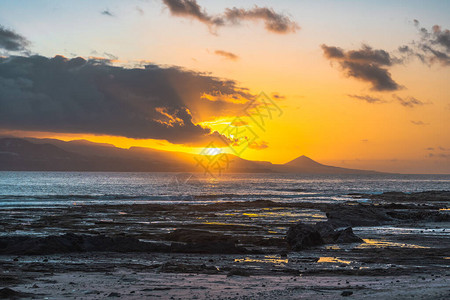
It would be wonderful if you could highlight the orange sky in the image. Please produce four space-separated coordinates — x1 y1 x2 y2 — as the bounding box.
0 0 449 173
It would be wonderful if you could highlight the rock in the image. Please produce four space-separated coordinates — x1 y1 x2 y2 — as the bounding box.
227 268 251 277
164 229 237 244
370 191 450 202
286 223 324 250
334 227 363 244
170 241 250 254
287 222 363 250
0 233 170 255
0 287 32 299
165 229 253 254
313 222 336 244
325 205 393 227
108 292 121 297
341 290 353 296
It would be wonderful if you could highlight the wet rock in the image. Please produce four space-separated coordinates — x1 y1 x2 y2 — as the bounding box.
0 287 32 299
334 227 363 244
164 229 237 244
386 211 450 222
341 290 353 296
170 241 250 254
370 191 450 202
325 205 393 227
0 233 170 255
227 268 251 277
287 222 363 250
160 262 219 274
164 229 253 254
286 223 324 250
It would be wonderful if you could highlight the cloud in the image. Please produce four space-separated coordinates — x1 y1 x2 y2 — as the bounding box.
136 6 144 16
248 140 268 150
101 9 114 17
0 55 256 145
348 94 385 104
223 6 299 34
162 0 299 34
321 44 401 91
230 119 248 127
411 120 429 126
401 21 450 66
271 93 285 100
214 50 239 61
0 25 29 51
393 95 426 108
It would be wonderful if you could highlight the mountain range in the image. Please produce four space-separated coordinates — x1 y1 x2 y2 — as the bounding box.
0 137 381 174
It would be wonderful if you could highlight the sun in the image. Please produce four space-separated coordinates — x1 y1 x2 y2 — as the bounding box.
204 148 222 156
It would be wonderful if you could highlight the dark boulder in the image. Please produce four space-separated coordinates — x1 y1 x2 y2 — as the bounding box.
334 227 364 244
286 223 324 250
314 223 363 244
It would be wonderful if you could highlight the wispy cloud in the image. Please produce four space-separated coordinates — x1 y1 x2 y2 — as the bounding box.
101 9 114 17
214 50 239 61
393 95 427 108
248 140 268 150
411 120 429 126
348 94 385 104
398 20 450 66
162 0 299 34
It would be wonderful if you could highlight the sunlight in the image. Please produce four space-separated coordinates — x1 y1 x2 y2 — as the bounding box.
204 147 222 156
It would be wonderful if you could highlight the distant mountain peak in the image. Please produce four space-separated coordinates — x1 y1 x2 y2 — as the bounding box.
285 155 323 167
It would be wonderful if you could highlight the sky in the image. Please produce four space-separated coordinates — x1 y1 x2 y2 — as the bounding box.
0 0 449 173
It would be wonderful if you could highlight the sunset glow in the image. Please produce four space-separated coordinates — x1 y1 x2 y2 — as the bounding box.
0 0 449 173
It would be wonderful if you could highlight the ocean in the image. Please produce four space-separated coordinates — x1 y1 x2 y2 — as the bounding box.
1 172 449 208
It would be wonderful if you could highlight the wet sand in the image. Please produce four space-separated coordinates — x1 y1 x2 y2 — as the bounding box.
0 191 449 299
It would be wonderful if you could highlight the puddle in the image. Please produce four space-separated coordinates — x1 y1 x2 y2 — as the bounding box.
357 239 429 249
317 257 351 264
234 255 288 265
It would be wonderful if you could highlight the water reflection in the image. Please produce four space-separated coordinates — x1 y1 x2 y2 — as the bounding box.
357 239 429 249
317 257 351 264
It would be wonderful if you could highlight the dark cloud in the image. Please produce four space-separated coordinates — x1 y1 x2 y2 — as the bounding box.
393 95 426 108
162 0 222 27
162 0 299 34
321 44 401 91
223 6 299 34
271 93 285 100
411 120 429 126
348 94 385 104
405 21 450 66
0 26 29 51
214 50 239 61
0 55 255 145
101 10 114 17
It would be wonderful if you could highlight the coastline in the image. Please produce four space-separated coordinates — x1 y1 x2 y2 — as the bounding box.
0 191 449 299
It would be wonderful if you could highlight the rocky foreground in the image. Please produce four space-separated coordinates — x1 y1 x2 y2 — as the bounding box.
0 191 449 299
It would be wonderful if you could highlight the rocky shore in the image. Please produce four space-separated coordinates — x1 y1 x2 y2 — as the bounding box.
0 191 449 299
